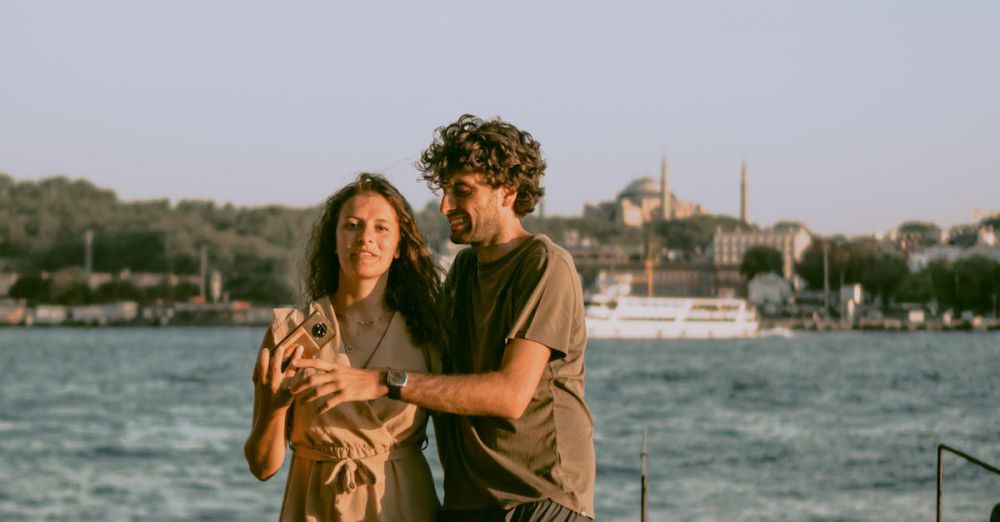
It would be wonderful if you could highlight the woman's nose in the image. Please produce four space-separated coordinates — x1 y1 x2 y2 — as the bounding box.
357 225 375 244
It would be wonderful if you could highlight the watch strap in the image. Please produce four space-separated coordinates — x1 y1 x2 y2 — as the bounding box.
386 369 407 400
387 382 402 400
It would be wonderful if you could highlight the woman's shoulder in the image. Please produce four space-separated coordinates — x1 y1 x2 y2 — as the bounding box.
307 295 334 312
262 306 306 348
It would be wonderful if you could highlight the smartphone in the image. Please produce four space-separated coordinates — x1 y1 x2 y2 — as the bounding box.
272 311 335 370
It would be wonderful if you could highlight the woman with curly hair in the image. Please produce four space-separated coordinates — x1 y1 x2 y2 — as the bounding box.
244 173 442 521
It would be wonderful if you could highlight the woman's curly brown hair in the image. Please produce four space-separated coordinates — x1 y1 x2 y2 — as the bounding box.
416 114 546 217
304 173 444 349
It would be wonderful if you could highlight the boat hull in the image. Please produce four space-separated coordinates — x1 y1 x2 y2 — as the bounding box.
586 318 759 339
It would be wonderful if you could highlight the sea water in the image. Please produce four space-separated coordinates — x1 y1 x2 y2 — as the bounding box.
1 329 998 521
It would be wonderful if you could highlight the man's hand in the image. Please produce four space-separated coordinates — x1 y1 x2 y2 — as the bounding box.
288 359 388 414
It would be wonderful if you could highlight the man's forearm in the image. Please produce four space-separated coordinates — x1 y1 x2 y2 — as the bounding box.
401 370 533 419
397 338 550 419
292 339 550 419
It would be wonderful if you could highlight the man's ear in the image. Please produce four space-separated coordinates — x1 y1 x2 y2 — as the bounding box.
500 185 518 209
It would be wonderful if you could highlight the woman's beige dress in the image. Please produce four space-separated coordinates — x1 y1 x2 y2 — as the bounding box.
257 296 439 522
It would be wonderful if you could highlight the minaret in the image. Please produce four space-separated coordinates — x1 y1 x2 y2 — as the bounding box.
199 245 208 300
740 160 749 224
84 229 94 276
660 154 671 221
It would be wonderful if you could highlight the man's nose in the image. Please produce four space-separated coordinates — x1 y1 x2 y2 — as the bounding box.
439 193 453 215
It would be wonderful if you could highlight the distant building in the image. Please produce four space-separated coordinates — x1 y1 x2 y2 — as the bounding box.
748 273 792 305
980 226 997 247
890 223 946 253
907 226 1000 272
710 225 812 280
567 243 644 269
76 270 203 292
434 241 466 273
947 223 983 247
0 298 27 325
117 270 201 289
69 301 139 325
172 300 272 325
0 272 17 296
30 305 68 325
740 161 749 224
86 272 114 290
972 208 999 221
583 156 709 227
840 283 863 322
585 261 742 298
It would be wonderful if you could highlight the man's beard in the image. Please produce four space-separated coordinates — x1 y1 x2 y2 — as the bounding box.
449 201 501 245
450 217 498 244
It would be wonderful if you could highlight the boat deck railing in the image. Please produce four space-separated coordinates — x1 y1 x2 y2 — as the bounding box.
936 443 1000 522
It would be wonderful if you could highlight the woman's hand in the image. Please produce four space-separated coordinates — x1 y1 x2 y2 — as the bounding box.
289 358 388 415
252 343 304 413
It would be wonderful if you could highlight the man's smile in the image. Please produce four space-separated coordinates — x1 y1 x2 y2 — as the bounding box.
448 213 469 231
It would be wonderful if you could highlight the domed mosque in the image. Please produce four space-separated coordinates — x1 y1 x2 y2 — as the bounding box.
583 156 710 227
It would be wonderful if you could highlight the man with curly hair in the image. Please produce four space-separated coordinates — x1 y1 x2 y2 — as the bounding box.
292 114 595 521
417 114 595 521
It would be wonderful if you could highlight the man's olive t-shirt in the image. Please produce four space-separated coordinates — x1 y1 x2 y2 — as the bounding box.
435 234 595 517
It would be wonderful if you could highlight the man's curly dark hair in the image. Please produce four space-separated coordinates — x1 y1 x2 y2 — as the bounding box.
416 114 546 217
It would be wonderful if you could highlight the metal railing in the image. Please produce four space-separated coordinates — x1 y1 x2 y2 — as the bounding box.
641 428 648 522
936 443 1000 522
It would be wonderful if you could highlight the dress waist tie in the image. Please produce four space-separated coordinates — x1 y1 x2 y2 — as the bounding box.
291 440 423 495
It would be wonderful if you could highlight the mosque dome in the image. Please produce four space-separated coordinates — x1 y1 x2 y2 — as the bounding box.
772 221 809 234
617 177 661 201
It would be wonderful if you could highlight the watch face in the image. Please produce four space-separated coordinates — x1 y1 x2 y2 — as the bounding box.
386 369 408 387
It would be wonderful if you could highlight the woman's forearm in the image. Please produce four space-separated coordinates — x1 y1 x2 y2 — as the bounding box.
244 404 289 480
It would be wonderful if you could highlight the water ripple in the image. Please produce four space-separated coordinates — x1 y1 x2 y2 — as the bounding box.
1 329 999 521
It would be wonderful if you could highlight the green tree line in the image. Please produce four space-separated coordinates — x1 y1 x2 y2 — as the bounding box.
1 174 318 304
5 174 997 312
796 237 1000 315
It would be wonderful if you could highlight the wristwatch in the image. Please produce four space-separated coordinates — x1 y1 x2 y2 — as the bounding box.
385 368 408 400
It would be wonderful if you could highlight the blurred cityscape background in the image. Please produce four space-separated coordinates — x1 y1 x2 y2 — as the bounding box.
2 2 998 331
1 164 997 330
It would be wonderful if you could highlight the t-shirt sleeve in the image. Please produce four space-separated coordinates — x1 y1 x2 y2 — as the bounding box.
507 251 581 359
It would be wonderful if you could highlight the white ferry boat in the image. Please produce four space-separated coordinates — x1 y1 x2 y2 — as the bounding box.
585 295 760 339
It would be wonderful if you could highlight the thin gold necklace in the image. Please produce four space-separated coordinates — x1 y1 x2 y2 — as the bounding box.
338 310 387 336
343 312 395 369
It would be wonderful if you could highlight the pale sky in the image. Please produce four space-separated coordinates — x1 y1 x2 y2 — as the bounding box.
1 1 998 235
